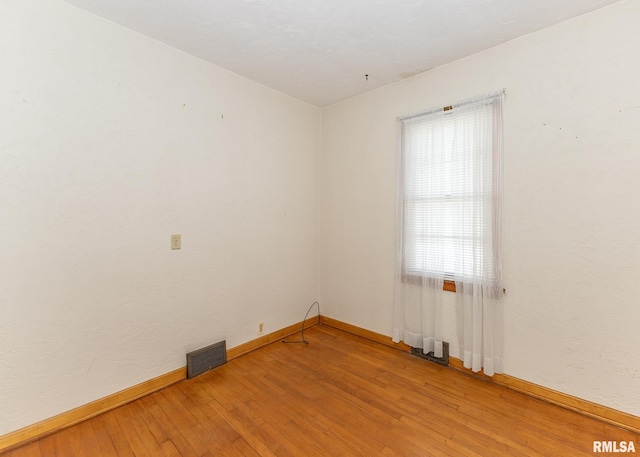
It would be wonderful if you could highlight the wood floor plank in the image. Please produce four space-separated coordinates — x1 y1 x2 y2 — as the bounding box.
17 442 40 457
74 418 115 457
99 411 135 457
47 430 80 457
206 399 280 457
152 389 214 456
266 345 480 456
4 325 639 457
137 394 205 457
112 404 153 457
2 446 26 457
124 404 167 457
159 439 182 457
173 382 246 457
246 382 366 456
228 436 262 457
88 415 119 457
129 401 171 449
248 359 389 454
36 434 57 457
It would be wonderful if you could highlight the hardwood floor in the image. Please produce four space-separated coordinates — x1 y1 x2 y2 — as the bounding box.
4 324 638 456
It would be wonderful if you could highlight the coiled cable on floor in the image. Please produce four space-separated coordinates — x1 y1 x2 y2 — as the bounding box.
282 301 320 344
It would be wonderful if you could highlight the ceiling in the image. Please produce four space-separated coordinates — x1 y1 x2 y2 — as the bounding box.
63 0 620 107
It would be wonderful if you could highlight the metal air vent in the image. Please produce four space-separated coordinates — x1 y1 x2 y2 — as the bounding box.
411 342 450 366
186 340 227 379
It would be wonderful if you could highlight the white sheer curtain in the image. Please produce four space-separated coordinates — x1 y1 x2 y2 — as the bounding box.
393 91 505 375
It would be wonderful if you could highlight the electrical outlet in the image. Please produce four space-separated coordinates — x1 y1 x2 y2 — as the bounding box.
258 322 264 335
171 234 181 250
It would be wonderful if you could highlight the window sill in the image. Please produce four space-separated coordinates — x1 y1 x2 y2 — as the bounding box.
443 280 505 294
403 273 503 294
443 280 456 293
402 271 457 292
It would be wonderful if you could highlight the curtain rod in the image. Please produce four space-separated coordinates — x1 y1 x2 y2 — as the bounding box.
397 88 505 122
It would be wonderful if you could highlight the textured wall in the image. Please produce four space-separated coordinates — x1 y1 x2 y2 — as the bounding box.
62 0 620 107
2 0 639 439
320 1 640 416
0 0 319 435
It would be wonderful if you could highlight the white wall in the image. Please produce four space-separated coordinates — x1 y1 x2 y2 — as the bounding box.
320 0 640 416
0 0 319 435
2 0 639 439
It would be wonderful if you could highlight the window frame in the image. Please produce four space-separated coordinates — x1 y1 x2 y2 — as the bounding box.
398 92 504 293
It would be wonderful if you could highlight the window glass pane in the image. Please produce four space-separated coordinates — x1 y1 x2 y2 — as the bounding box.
400 93 501 285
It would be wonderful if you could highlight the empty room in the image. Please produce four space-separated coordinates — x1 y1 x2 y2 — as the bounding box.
1 0 639 455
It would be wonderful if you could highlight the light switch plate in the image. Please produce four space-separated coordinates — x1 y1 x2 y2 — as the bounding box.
171 234 181 250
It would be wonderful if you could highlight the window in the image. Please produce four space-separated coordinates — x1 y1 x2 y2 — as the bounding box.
398 91 504 290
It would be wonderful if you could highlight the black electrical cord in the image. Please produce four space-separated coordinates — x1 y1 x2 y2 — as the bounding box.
282 301 320 344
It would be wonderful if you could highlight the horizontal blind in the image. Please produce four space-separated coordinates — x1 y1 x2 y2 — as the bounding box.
400 92 502 286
